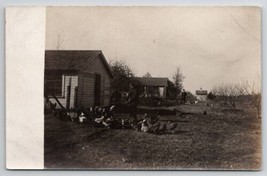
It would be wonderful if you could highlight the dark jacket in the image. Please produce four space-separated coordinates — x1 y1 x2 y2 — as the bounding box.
181 91 187 98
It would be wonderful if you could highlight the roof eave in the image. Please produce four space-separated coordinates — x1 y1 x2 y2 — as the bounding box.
99 52 113 79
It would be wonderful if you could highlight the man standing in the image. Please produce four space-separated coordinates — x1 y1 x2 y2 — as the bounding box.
181 89 187 105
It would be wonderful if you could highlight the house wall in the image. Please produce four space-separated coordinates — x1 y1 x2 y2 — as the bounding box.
90 55 111 106
196 95 207 101
94 55 111 106
49 75 78 109
76 55 111 108
77 73 94 107
142 86 167 98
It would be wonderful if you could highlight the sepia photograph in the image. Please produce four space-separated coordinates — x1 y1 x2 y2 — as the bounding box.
43 6 261 170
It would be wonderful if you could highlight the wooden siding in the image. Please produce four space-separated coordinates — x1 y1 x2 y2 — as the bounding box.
76 55 111 107
82 76 95 107
91 55 111 106
77 73 94 108
49 75 78 109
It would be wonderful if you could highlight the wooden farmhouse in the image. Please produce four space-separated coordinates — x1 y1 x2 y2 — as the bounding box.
136 77 168 98
44 50 113 109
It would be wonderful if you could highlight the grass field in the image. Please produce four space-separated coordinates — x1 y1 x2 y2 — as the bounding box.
44 103 261 170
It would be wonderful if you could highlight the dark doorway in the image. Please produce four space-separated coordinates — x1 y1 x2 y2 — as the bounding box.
66 77 72 110
94 74 101 106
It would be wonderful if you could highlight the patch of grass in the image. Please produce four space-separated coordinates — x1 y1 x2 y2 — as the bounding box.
44 104 261 170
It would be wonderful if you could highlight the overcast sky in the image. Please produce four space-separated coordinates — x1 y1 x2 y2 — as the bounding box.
46 6 261 93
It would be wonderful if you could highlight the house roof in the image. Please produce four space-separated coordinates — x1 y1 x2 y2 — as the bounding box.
45 50 113 78
195 89 208 95
136 77 168 87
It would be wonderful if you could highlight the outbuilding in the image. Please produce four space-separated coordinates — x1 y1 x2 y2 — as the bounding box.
136 77 168 98
45 50 113 109
195 88 208 101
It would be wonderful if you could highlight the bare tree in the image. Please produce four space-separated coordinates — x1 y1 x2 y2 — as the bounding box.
212 84 230 105
212 75 261 118
228 84 244 108
172 67 185 95
242 76 261 118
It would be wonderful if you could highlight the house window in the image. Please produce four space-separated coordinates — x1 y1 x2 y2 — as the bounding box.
45 73 64 97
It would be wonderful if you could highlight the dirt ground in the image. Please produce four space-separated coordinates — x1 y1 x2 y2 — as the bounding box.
44 104 261 170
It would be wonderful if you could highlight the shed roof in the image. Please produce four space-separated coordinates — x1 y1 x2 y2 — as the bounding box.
45 50 113 78
195 90 208 95
136 77 168 87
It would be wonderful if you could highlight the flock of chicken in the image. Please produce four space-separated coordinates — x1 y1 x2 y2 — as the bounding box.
139 114 178 134
53 105 178 134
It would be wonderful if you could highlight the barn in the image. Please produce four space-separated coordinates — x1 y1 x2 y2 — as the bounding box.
44 50 113 109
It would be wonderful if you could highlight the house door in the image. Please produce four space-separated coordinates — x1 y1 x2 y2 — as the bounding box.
94 74 101 106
